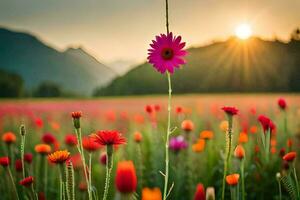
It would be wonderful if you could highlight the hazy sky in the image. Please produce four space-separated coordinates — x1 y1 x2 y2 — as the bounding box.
1 0 300 68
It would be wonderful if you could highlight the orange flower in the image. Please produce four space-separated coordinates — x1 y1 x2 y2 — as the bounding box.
226 174 240 186
271 138 277 147
249 126 258 134
181 120 194 132
51 122 60 131
2 132 16 144
219 120 229 132
283 152 297 162
234 145 245 159
48 150 70 164
271 147 276 154
200 130 214 140
238 132 248 143
134 131 143 143
142 187 162 200
35 144 52 154
192 139 205 153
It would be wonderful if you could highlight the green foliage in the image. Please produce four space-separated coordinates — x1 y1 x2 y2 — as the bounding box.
33 81 62 97
0 69 24 97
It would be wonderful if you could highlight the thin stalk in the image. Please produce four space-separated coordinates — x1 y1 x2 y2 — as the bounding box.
20 135 26 179
265 129 271 163
241 159 245 200
59 164 67 200
75 128 92 200
89 153 92 190
103 145 113 200
230 186 236 200
30 184 38 200
222 116 233 200
66 162 75 200
277 179 282 200
163 72 172 200
293 163 299 198
7 167 19 200
284 111 288 135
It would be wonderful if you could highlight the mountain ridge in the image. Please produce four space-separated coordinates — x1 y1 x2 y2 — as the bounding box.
95 36 300 95
0 27 116 96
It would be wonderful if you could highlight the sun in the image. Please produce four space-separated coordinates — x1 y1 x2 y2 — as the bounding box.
235 24 252 40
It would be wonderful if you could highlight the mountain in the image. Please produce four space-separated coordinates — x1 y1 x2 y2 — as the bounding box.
0 27 116 95
95 37 300 96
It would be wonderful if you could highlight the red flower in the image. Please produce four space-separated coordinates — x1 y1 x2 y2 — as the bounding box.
279 148 286 158
15 159 23 172
65 134 78 146
0 157 9 167
193 183 205 200
83 137 101 152
24 153 33 164
145 105 153 114
99 152 107 165
154 104 161 112
92 130 126 146
278 98 287 110
71 111 82 119
19 176 34 187
222 106 239 116
70 154 82 170
42 132 56 144
258 115 275 133
175 106 183 114
283 152 296 162
115 161 137 193
35 118 43 128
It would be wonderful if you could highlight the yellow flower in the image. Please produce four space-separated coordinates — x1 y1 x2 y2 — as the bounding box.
219 120 229 132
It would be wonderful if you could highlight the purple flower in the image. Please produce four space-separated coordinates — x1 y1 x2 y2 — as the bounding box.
169 136 188 153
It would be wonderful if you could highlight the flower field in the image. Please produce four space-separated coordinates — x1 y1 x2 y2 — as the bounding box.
0 94 300 200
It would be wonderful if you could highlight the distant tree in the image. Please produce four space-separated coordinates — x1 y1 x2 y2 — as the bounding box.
291 28 300 41
33 81 62 97
0 69 24 97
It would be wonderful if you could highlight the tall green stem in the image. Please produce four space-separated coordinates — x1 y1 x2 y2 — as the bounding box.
75 128 92 200
277 179 282 200
163 72 172 200
293 163 299 198
20 135 26 179
103 145 113 200
241 159 245 200
222 116 233 200
7 167 19 200
89 153 92 190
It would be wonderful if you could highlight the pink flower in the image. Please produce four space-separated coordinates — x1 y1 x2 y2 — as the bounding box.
148 32 187 74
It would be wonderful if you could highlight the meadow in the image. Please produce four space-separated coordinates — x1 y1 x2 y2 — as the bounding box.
0 94 300 200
